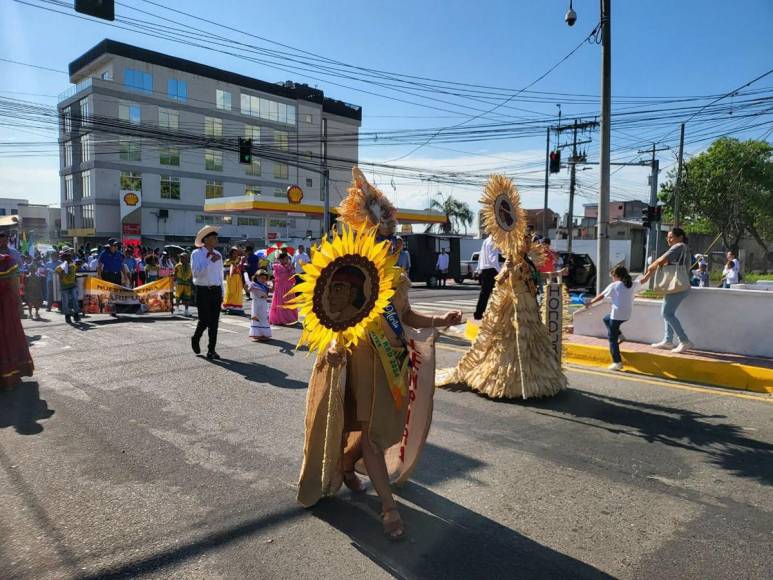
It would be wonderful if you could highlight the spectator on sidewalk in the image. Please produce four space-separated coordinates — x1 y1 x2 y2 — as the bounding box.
395 237 411 272
435 248 450 288
474 235 502 320
585 266 643 371
640 227 693 353
292 244 310 285
123 248 137 288
693 263 710 288
721 258 740 288
97 239 124 286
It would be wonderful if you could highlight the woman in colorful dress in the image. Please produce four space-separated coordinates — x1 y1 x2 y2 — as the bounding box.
269 252 297 326
222 247 244 314
144 254 160 283
173 252 193 316
23 263 45 320
245 269 271 341
0 254 34 389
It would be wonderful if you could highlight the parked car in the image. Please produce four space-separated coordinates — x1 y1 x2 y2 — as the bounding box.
558 252 597 293
457 252 480 284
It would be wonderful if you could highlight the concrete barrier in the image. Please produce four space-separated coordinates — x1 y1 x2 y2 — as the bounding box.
573 287 773 358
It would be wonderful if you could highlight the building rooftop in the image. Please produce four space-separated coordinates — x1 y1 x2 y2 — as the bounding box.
68 39 362 121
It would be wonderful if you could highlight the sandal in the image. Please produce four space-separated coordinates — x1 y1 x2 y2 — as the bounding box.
342 471 366 493
382 507 405 541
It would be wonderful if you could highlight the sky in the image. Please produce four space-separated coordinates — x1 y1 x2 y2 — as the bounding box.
1 0 771 218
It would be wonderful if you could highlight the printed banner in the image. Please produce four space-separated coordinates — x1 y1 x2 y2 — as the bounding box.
545 281 563 358
384 327 436 485
83 276 173 314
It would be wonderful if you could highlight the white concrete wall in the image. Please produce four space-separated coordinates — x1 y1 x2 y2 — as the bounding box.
573 287 773 358
552 239 632 269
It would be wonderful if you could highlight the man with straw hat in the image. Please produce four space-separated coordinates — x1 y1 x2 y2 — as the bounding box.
191 225 223 359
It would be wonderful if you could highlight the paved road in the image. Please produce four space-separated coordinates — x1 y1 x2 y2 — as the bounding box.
2 287 771 579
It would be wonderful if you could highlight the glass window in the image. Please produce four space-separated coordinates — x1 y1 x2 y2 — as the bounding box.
160 146 180 166
81 204 94 229
120 171 142 191
161 175 181 199
205 149 223 171
81 135 92 163
62 106 72 133
124 68 153 94
119 138 141 162
63 141 72 167
240 93 250 115
80 98 89 123
244 125 261 142
305 178 313 188
240 93 296 125
237 216 262 226
216 89 232 111
222 216 233 225
273 162 288 179
304 113 313 124
119 102 141 125
205 117 223 138
273 130 289 151
273 188 285 198
244 184 261 196
167 79 188 102
66 207 76 229
268 100 278 122
100 70 111 81
64 175 74 201
158 108 179 130
205 180 223 199
81 170 92 198
287 105 296 125
245 159 261 176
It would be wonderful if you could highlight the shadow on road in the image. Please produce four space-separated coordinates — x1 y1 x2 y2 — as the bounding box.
411 442 486 487
0 381 55 435
208 358 308 389
313 483 610 580
529 390 773 486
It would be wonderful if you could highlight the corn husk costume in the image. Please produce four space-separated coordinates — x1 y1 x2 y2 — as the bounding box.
296 168 438 508
437 175 567 399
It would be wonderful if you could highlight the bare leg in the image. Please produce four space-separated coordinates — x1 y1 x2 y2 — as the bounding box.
361 427 403 538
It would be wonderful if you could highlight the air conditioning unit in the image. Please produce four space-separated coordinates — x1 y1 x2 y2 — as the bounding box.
158 209 169 219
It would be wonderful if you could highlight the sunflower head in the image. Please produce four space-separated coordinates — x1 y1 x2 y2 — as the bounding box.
287 223 398 355
479 174 527 259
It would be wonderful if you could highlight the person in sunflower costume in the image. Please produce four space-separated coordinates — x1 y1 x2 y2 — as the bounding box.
437 175 567 400
296 168 461 540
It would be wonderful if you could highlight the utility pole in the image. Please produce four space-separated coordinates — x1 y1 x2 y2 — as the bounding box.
322 168 331 235
597 0 612 294
673 122 685 226
542 126 550 236
647 144 660 262
567 120 579 253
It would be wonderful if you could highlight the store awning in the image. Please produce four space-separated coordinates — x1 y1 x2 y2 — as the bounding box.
204 196 447 225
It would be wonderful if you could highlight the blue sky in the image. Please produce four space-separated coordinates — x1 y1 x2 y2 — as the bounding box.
1 0 771 215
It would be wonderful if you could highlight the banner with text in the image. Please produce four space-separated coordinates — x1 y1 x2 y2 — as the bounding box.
83 276 173 314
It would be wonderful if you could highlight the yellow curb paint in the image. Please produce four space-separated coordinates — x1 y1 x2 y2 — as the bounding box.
566 365 772 403
437 343 469 354
564 343 773 395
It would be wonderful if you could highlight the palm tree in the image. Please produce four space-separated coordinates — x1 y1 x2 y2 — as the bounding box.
426 194 475 234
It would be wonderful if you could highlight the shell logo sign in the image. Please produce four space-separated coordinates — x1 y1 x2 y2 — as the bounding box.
286 185 304 204
123 192 139 206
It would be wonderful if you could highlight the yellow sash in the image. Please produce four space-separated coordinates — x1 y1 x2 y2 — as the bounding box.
368 326 409 409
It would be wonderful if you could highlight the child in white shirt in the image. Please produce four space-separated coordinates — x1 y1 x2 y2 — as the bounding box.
585 265 642 371
245 269 271 341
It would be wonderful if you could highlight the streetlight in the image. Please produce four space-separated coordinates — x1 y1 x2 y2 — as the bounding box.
564 0 611 294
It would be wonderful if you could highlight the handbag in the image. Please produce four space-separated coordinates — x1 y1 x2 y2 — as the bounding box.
653 244 690 294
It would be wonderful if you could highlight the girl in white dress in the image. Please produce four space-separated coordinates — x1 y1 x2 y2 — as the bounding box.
245 269 271 341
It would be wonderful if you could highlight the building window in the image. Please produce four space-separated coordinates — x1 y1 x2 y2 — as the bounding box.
274 130 289 151
120 171 142 191
63 141 72 167
304 113 313 124
205 180 223 199
161 175 181 199
273 188 285 198
119 138 141 162
62 106 72 133
240 93 297 125
216 89 232 111
80 98 89 125
303 151 313 161
160 146 180 166
167 78 188 102
205 117 223 138
81 170 92 198
100 70 111 81
222 216 233 225
158 108 179 131
237 216 262 226
124 68 153 94
305 178 313 188
66 207 76 229
64 175 74 201
119 102 141 125
81 204 94 229
81 134 92 163
273 163 289 179
244 125 260 142
244 184 261 196
245 159 261 176
205 149 223 171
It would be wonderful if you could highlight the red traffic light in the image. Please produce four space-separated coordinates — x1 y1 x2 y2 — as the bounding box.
549 150 561 173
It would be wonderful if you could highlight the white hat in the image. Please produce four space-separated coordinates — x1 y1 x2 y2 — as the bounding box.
194 225 220 248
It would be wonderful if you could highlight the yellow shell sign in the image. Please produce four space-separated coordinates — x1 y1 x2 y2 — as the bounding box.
286 185 304 204
123 192 139 206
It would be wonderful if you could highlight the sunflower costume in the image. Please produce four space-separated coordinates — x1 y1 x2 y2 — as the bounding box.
296 168 453 509
437 175 566 399
173 261 193 305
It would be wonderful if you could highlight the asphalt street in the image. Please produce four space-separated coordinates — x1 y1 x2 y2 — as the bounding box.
1 284 771 579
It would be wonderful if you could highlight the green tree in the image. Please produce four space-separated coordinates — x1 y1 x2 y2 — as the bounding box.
425 194 475 234
658 137 772 253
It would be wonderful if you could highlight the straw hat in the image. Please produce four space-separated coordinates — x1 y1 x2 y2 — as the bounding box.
194 225 220 248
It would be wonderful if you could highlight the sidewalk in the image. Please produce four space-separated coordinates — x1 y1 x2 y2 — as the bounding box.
564 334 773 394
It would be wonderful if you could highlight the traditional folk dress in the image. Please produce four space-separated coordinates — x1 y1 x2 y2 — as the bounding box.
0 255 34 388
222 259 244 313
269 262 298 326
23 270 45 309
245 278 271 340
173 262 193 305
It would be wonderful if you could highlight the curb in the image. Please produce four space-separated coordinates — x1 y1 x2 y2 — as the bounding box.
564 343 773 395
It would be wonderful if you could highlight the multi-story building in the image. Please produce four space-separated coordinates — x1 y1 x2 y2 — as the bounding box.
0 197 62 242
57 39 361 246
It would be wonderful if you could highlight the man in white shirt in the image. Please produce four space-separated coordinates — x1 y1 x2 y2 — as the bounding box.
474 235 502 320
436 249 450 288
292 244 311 283
191 226 224 359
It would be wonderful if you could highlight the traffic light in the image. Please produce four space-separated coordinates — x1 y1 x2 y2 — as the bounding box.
75 0 114 21
549 150 561 173
642 205 653 228
653 205 663 222
238 138 252 165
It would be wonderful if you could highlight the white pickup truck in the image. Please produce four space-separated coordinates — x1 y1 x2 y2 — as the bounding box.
456 252 480 284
